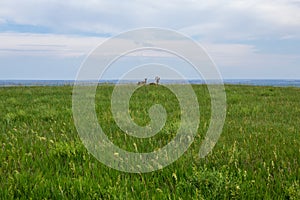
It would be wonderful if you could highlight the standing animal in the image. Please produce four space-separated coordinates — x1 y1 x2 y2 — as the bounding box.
149 76 160 85
137 78 147 85
155 76 160 85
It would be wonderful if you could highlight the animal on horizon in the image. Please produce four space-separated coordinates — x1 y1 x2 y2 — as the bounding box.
155 76 160 85
137 78 147 85
149 76 161 85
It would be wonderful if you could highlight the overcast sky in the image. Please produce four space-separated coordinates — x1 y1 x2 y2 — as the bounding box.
0 0 299 80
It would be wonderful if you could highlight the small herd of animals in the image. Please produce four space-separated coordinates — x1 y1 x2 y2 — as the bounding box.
137 76 160 85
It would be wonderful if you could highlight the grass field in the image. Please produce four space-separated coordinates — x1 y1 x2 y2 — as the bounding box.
0 84 299 199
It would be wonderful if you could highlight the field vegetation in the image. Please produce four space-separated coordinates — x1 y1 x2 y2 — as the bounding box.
0 84 299 199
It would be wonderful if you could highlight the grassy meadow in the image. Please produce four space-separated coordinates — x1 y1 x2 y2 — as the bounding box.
0 84 299 199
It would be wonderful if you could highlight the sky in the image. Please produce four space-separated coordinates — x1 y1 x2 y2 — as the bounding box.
0 0 300 80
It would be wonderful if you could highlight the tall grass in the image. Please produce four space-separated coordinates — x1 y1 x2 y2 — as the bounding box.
0 85 299 199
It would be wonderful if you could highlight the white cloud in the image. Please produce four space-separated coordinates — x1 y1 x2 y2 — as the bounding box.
255 1 300 27
202 43 258 66
0 32 291 70
0 31 256 59
0 32 299 79
0 33 104 57
200 41 300 79
0 0 299 39
0 1 299 79
180 0 300 40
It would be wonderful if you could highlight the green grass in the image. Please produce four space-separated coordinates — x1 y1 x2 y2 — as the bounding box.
0 84 299 199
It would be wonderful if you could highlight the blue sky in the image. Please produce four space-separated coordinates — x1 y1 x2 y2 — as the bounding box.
0 0 299 80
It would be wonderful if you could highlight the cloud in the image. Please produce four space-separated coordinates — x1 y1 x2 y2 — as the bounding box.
0 0 299 40
201 41 300 79
1 32 295 70
0 33 105 57
202 43 258 66
0 1 299 79
180 0 300 40
0 32 299 79
0 31 298 65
